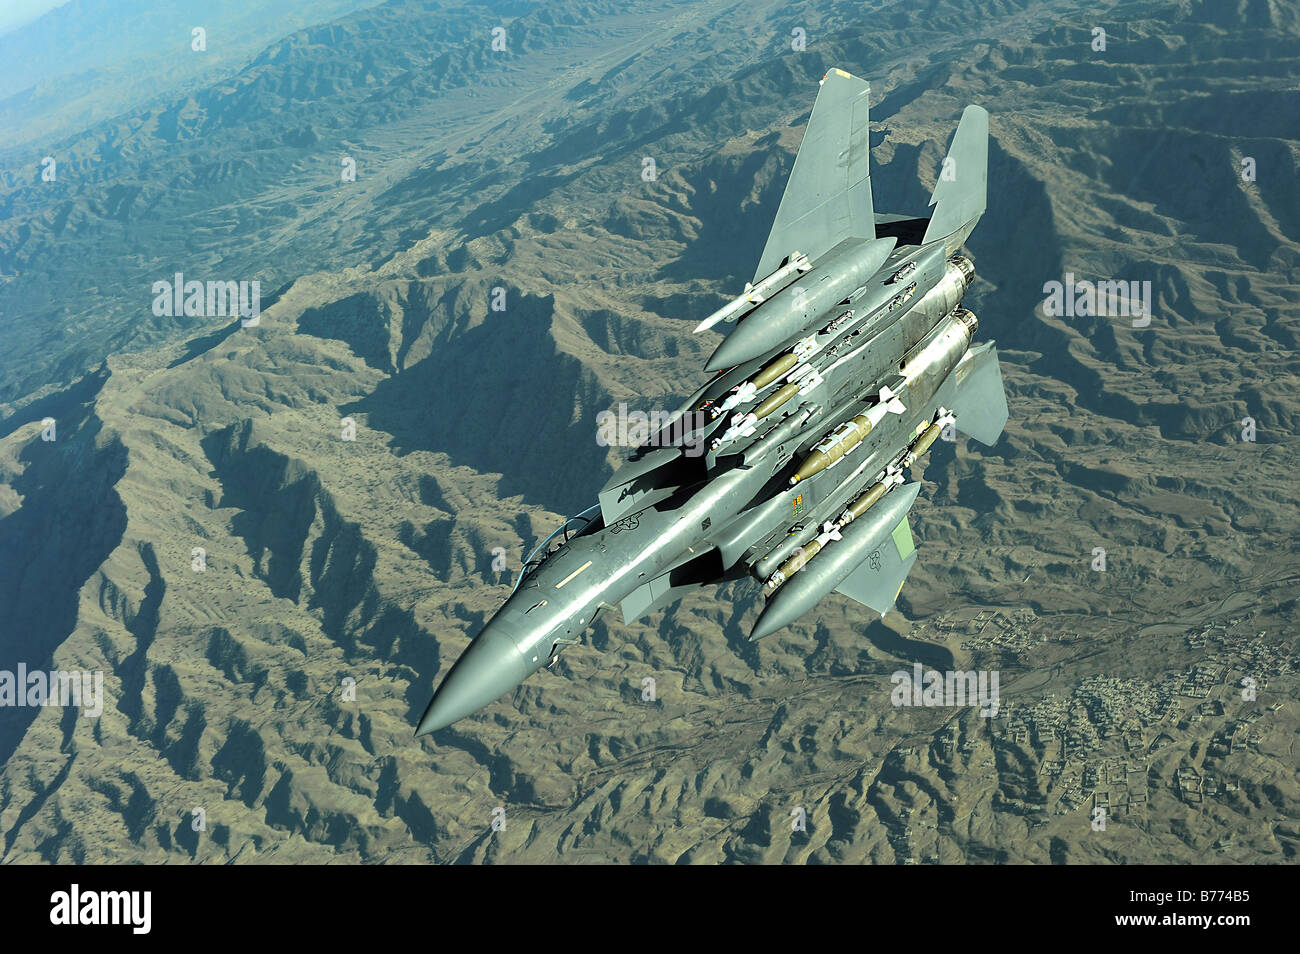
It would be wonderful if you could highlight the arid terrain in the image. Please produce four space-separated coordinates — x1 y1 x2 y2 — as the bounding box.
0 0 1296 863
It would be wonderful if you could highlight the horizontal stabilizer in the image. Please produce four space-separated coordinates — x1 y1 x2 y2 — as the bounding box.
951 341 1008 446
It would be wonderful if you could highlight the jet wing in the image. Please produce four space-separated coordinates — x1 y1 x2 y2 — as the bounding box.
834 511 919 615
752 68 875 282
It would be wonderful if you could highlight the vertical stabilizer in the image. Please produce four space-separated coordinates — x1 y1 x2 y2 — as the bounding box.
753 68 875 281
922 105 988 252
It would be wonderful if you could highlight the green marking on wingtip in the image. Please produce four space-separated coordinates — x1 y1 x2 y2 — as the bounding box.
891 518 915 560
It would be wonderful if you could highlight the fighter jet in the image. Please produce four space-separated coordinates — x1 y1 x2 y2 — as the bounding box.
416 67 1008 736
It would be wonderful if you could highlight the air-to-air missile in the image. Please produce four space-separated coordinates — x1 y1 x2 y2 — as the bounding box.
416 67 1008 736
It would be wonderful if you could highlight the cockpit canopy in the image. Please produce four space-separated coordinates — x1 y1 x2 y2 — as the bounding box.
514 503 603 593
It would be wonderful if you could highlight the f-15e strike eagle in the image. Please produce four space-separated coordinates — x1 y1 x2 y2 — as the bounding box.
417 68 1008 736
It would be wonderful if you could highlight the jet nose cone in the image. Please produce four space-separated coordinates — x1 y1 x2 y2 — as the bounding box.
415 627 530 737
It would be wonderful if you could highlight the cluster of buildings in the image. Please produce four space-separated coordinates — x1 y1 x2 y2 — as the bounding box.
979 625 1291 819
882 607 1296 850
